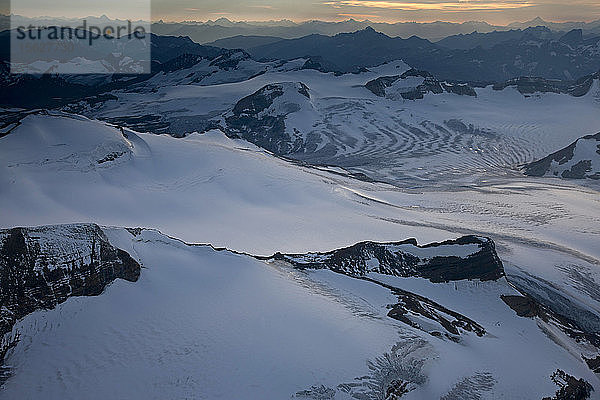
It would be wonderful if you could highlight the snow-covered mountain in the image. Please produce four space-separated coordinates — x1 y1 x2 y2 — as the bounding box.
70 56 600 185
0 224 140 340
1 223 598 399
223 81 321 154
524 132 600 179
1 112 600 398
365 68 477 100
0 33 253 108
142 49 271 89
2 20 600 396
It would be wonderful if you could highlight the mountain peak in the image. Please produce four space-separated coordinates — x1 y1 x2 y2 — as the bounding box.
559 28 583 45
531 16 546 25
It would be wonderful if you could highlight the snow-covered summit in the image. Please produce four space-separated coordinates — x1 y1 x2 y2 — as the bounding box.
270 235 503 282
0 112 140 172
524 132 600 179
366 68 477 100
224 81 321 154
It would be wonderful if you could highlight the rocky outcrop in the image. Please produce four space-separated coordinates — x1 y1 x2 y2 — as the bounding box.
224 82 314 154
365 75 402 97
300 56 368 76
542 370 594 400
266 236 497 338
386 280 486 338
523 132 600 179
269 235 504 283
366 68 476 100
492 71 600 97
502 293 600 375
492 76 565 95
0 224 140 349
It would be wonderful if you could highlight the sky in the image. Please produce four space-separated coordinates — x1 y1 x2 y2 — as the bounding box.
6 0 600 25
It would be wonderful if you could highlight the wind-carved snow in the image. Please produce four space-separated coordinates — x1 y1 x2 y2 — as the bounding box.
76 60 600 185
2 113 134 172
1 112 600 398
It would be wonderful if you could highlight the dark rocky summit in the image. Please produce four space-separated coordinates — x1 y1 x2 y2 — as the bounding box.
224 82 312 154
266 235 502 338
491 72 600 97
366 68 476 100
542 369 594 400
269 235 504 283
523 132 600 179
0 224 140 358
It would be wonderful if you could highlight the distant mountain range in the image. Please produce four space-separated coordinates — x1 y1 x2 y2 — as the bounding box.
2 14 599 83
245 26 600 81
153 17 600 43
3 14 600 43
0 32 240 108
1 22 599 107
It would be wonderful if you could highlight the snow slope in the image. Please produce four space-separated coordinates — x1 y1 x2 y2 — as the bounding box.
2 226 597 399
2 112 600 398
1 112 598 303
0 111 451 253
75 59 600 185
2 227 402 399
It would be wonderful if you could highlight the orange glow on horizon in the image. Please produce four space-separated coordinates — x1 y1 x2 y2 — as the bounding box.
324 0 534 12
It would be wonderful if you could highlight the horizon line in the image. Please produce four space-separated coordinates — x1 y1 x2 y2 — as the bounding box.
5 13 600 26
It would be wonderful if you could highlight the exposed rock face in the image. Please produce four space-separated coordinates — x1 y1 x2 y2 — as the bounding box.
569 71 600 97
300 56 369 76
270 235 504 283
365 75 402 97
493 77 565 95
542 370 594 400
385 280 486 338
224 82 314 154
523 132 600 179
0 224 140 344
366 68 476 100
492 71 600 97
502 293 600 374
266 236 496 338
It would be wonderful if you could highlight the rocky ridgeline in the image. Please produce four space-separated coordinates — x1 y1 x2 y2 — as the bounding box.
0 224 140 348
266 235 502 338
492 71 600 97
365 68 477 100
269 235 504 283
224 82 312 154
523 132 600 180
367 69 600 100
